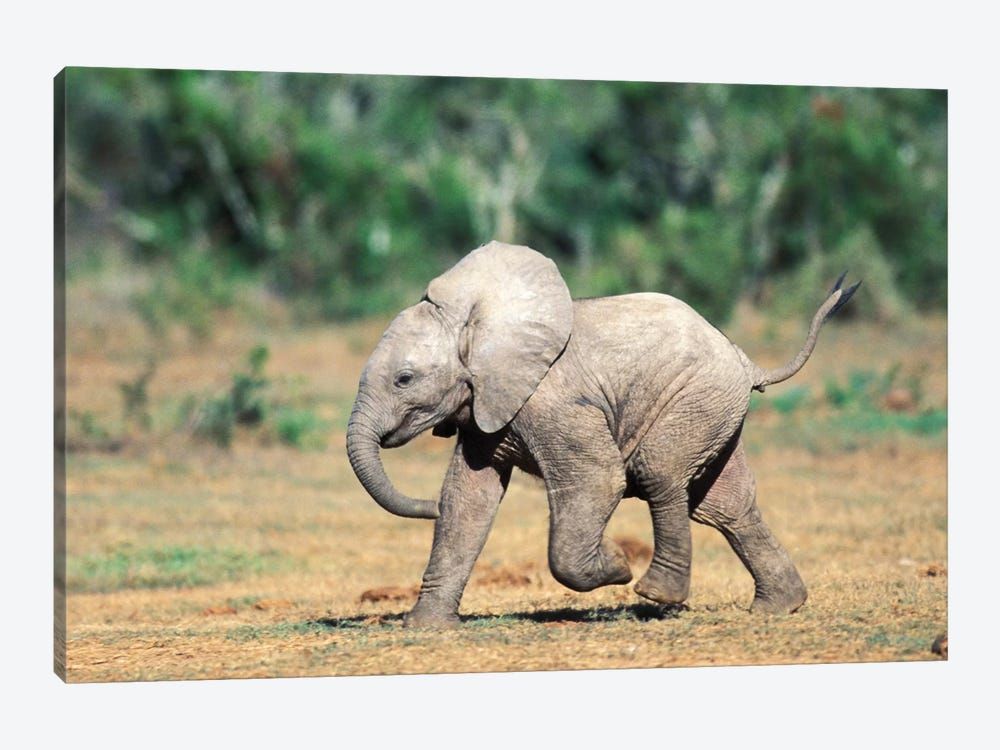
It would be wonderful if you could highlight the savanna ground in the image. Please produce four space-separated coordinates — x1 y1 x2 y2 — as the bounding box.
59 277 947 682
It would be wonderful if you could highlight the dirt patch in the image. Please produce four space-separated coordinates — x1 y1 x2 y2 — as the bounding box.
201 605 237 616
884 388 916 412
359 585 420 603
614 535 653 564
253 598 294 610
474 562 537 588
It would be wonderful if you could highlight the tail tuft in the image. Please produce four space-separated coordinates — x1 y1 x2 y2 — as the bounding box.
829 270 849 296
829 278 861 318
751 272 861 390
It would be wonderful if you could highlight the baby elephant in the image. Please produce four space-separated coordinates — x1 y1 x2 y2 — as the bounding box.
346 242 858 626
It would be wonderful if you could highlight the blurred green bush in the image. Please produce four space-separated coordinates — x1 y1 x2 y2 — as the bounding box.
63 69 946 326
188 344 328 450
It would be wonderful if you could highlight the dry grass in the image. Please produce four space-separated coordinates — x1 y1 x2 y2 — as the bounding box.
61 281 947 682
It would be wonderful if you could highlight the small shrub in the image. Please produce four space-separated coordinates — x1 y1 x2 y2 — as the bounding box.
191 345 270 447
823 364 908 411
188 344 329 450
274 406 326 449
119 360 156 432
172 394 199 430
73 410 111 441
231 344 270 425
66 410 124 452
823 377 850 409
192 394 236 448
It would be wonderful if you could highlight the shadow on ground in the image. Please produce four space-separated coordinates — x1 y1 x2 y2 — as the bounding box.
312 602 686 630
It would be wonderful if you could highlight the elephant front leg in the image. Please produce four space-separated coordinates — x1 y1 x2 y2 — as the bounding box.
405 435 511 628
547 489 634 592
540 445 633 592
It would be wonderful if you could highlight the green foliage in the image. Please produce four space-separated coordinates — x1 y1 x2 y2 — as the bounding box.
823 364 901 410
189 344 328 449
770 385 811 414
66 410 124 452
72 410 111 441
231 344 270 425
821 365 944 438
192 393 237 448
67 545 283 592
274 407 326 450
772 226 910 323
66 69 946 327
118 361 156 432
192 345 270 447
131 247 237 338
831 408 946 437
752 363 945 453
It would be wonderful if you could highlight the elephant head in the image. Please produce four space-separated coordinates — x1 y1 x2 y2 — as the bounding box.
345 241 573 519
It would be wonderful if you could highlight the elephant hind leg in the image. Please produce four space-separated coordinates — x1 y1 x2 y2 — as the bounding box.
689 437 807 614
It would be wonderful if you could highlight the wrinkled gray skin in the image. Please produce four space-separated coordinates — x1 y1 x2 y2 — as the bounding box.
347 242 856 627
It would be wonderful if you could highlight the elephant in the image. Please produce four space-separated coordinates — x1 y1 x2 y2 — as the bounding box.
346 241 859 627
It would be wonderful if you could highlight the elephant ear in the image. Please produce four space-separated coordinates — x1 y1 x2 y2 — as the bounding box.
426 241 573 433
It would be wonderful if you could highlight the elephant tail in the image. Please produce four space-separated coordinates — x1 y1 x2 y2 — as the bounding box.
748 272 861 393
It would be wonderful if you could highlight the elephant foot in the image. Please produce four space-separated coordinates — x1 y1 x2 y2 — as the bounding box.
749 574 807 615
634 566 689 605
550 540 633 592
602 543 635 586
403 604 461 629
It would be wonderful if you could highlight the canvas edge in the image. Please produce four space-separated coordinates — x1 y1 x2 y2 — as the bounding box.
54 66 68 682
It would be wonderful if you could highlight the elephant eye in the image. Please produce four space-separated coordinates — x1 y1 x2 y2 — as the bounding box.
394 370 416 388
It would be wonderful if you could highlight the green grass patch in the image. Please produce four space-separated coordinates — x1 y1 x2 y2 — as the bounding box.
770 385 811 415
67 545 285 593
753 415 946 455
830 408 946 437
824 368 893 409
752 364 944 446
864 629 937 655
749 385 811 414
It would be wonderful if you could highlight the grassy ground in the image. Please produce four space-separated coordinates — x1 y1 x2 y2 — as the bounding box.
61 279 947 682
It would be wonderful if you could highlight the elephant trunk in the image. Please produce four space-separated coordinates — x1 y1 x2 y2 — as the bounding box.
345 401 440 520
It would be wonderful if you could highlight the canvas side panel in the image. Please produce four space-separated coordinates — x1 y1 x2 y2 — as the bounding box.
54 67 67 682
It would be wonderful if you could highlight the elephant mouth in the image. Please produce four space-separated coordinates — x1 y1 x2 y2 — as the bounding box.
379 431 410 449
380 414 442 448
